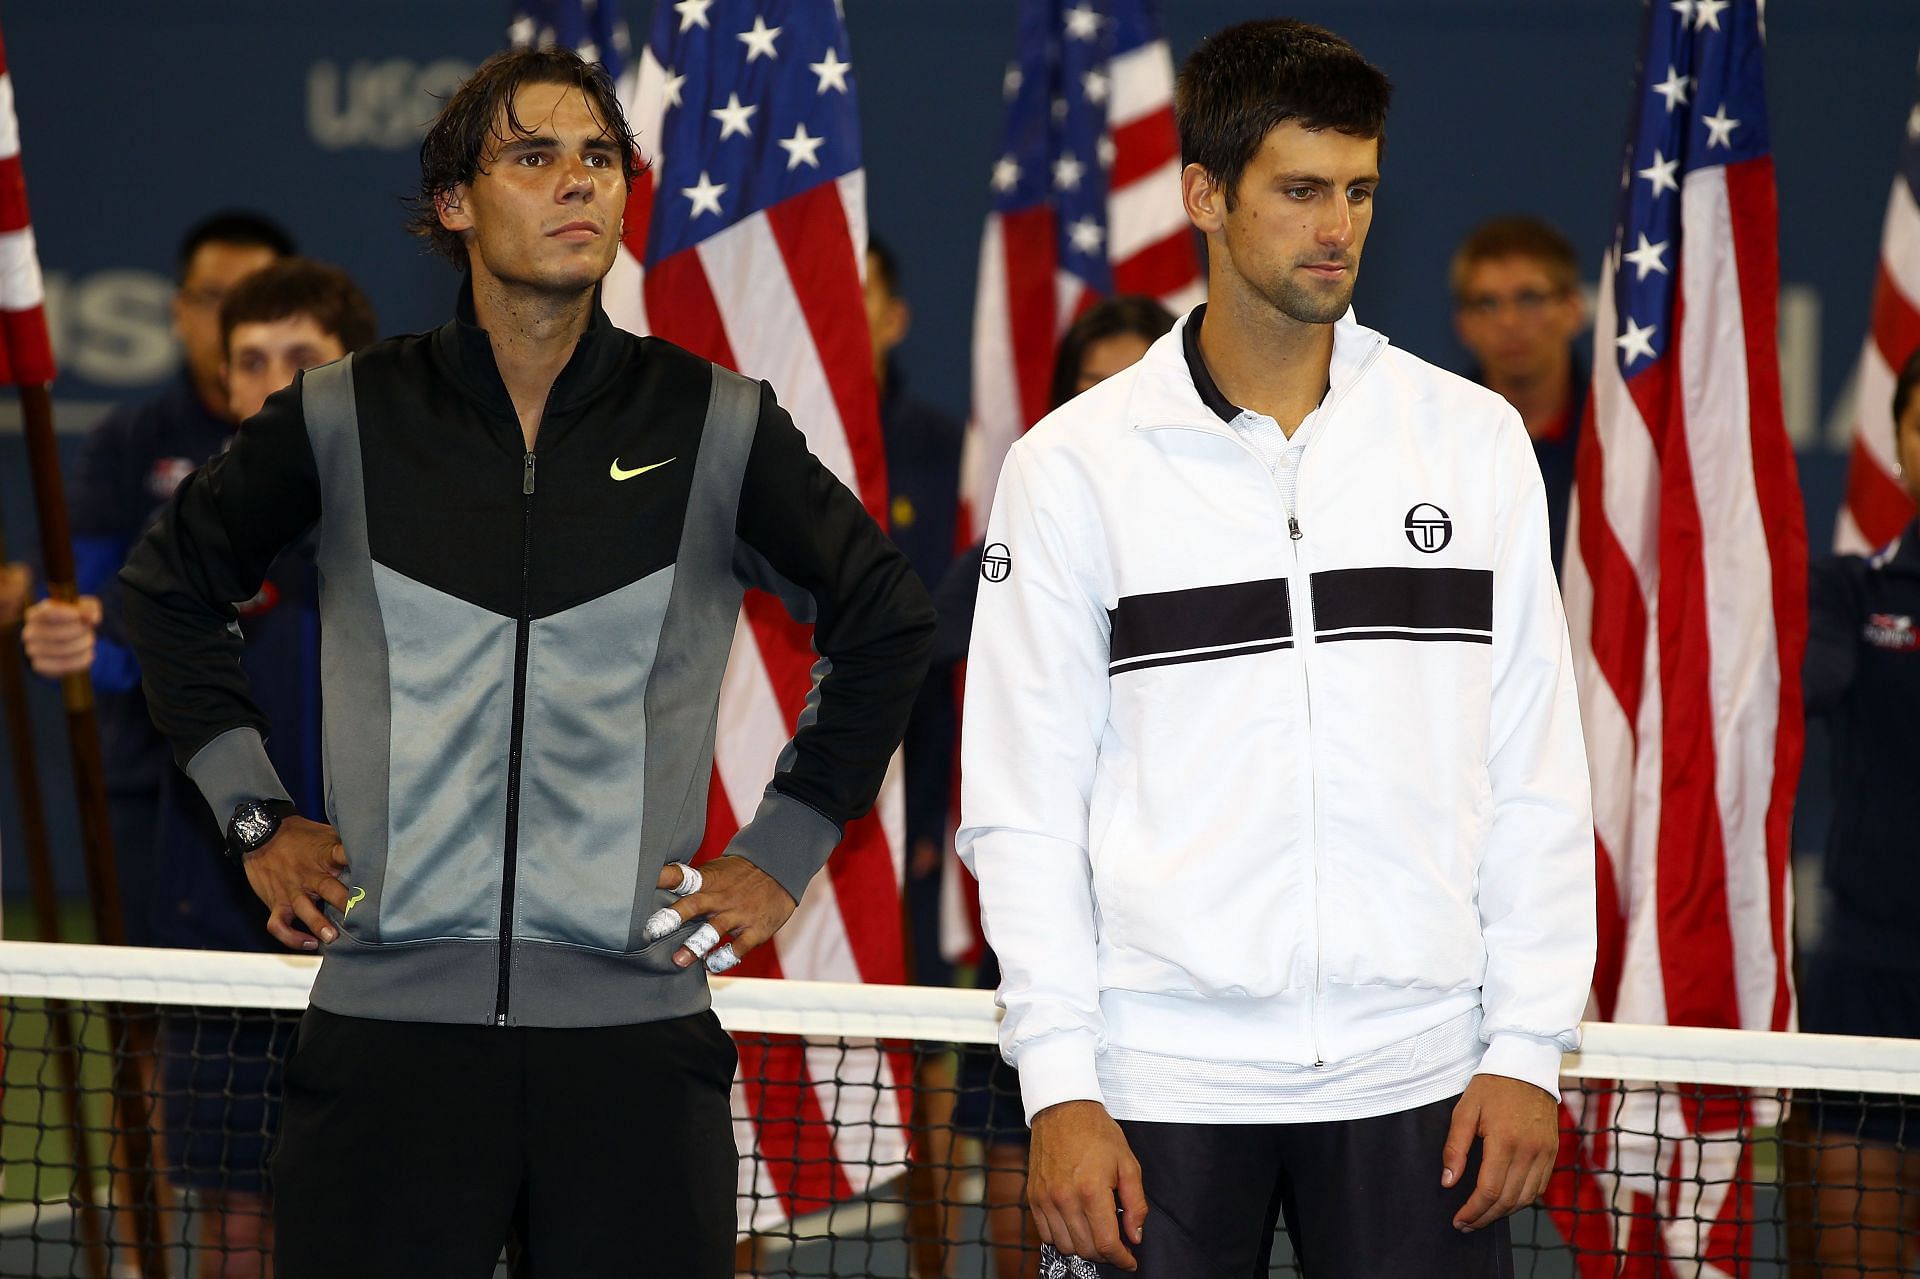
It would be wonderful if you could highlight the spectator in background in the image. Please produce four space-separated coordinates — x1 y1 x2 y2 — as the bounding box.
1799 346 1920 1274
865 235 966 988
21 211 295 946
1451 216 1586 575
936 294 1173 1279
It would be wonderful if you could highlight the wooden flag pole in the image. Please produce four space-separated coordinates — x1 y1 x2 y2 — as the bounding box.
0 516 109 1279
15 382 170 1279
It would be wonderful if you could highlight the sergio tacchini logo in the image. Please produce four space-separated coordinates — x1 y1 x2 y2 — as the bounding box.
610 456 677 481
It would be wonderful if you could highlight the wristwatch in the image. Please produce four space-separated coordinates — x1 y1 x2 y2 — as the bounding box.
225 799 297 859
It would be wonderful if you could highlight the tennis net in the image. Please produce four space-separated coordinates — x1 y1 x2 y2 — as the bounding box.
3 939 1919 1277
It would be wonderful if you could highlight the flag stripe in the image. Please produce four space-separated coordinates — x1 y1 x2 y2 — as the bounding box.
1001 205 1061 430
1107 109 1178 187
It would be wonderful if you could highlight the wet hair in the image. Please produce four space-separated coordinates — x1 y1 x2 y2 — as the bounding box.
1175 19 1391 210
1050 295 1177 410
1449 216 1580 301
176 211 296 284
1895 347 1920 434
407 46 640 266
220 258 378 356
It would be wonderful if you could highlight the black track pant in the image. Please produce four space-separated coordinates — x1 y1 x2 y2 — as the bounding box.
1087 1095 1514 1278
271 1007 738 1279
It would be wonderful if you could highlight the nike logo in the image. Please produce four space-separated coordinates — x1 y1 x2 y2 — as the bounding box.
344 887 366 917
610 456 677 481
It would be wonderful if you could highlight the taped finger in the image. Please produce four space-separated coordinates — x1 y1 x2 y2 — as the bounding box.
684 922 721 960
704 942 741 973
643 907 684 943
667 862 703 897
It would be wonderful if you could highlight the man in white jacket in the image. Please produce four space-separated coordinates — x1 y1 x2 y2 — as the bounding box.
958 18 1595 1277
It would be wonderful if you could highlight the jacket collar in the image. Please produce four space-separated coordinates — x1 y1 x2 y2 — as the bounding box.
1127 305 1388 434
430 279 627 420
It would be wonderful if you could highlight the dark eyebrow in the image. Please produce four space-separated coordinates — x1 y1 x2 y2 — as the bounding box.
581 137 623 155
498 135 561 156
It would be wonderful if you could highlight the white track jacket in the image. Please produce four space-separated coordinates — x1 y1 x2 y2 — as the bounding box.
958 312 1596 1124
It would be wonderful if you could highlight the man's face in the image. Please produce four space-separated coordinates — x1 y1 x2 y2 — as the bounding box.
439 81 627 298
173 242 280 415
1186 121 1379 327
1453 256 1583 383
1075 332 1153 395
863 251 909 376
225 315 347 423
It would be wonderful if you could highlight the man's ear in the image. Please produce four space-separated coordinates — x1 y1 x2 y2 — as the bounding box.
437 184 474 234
1181 163 1226 235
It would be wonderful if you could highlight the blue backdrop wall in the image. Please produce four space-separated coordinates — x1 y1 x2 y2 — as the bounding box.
3 0 1915 900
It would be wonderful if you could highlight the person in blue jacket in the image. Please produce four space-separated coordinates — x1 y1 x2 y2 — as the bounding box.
1800 345 1920 1273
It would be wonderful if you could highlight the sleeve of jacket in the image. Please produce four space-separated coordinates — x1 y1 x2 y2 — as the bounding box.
118 379 321 825
1803 554 1859 718
955 445 1111 1123
729 382 936 904
1474 409 1597 1099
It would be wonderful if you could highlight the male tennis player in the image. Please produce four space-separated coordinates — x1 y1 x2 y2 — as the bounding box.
122 47 933 1278
959 19 1595 1276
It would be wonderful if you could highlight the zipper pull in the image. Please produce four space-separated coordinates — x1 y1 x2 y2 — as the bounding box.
522 452 536 495
1288 515 1303 541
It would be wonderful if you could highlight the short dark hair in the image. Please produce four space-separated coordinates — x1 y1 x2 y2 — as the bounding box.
220 258 378 356
868 235 901 298
1050 295 1177 410
176 211 296 284
1450 216 1580 301
1895 347 1920 432
1176 20 1391 209
408 47 641 266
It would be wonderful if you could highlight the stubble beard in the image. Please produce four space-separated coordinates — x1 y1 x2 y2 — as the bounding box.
1261 265 1357 327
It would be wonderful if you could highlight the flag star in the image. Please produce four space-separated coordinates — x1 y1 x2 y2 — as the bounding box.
578 39 601 63
1701 103 1740 148
1097 134 1117 169
1053 152 1086 191
1003 63 1023 100
1064 4 1102 40
682 171 726 218
738 15 782 62
508 15 536 46
1067 216 1105 254
1616 316 1658 365
1693 0 1729 30
1637 149 1680 197
778 122 826 170
1051 96 1069 122
674 0 712 32
1651 66 1691 113
990 155 1021 192
1670 0 1696 23
662 67 686 109
1621 233 1670 281
1083 69 1109 104
710 92 757 140
810 48 851 94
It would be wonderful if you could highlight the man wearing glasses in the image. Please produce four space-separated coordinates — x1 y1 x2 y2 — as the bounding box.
1450 216 1587 576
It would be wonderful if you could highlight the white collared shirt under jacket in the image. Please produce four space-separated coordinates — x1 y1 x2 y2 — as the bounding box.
958 311 1597 1125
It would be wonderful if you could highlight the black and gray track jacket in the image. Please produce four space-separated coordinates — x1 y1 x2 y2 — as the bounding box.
121 289 935 1028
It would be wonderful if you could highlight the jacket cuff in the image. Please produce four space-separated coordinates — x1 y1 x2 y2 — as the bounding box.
1014 1029 1105 1125
1475 1032 1568 1101
725 790 842 905
184 727 292 828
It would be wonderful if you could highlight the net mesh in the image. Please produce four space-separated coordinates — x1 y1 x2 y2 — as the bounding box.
3 940 1920 1278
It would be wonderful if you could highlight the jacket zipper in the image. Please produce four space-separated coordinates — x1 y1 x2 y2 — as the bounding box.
495 448 537 1026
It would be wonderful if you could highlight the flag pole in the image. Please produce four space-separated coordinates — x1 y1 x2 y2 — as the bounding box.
16 381 170 1279
0 512 110 1279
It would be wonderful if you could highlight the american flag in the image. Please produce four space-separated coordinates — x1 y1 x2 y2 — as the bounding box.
510 0 910 1234
1553 1 1805 1272
1834 56 1920 552
0 21 54 390
962 0 1202 538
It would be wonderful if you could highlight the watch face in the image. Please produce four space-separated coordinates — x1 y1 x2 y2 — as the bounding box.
233 803 276 848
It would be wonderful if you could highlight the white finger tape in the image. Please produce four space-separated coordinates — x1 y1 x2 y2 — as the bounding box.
667 862 702 897
684 922 721 960
643 908 683 943
704 942 741 973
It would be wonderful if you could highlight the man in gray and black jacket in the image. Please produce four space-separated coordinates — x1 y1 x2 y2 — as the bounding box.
121 46 933 1279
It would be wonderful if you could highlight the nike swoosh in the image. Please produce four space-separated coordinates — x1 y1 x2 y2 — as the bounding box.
610 456 678 481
